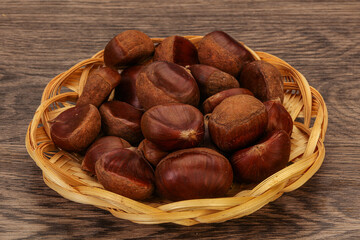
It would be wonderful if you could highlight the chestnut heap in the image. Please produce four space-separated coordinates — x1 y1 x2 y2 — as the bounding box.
49 30 293 201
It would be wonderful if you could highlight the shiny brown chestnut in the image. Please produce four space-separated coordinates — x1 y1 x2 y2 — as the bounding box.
230 130 291 183
50 104 101 153
136 61 200 110
141 103 204 151
209 94 268 152
114 65 143 110
189 64 239 99
104 30 154 69
202 88 254 114
77 67 121 107
81 136 131 174
197 31 255 77
264 100 293 136
153 35 199 67
155 147 233 201
239 60 284 102
99 101 143 145
138 139 169 167
95 148 155 200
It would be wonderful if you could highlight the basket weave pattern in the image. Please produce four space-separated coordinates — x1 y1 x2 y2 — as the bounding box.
26 36 328 226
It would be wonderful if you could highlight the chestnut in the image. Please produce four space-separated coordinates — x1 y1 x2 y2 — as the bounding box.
50 104 101 153
138 139 169 167
189 64 239 99
264 100 293 136
77 67 121 107
155 147 233 201
202 88 254 114
136 61 200 110
197 31 255 77
239 60 284 102
104 30 154 69
141 103 204 151
114 65 143 110
209 94 268 152
99 101 143 145
81 136 131 174
230 130 291 183
199 114 222 153
153 35 199 67
95 148 155 200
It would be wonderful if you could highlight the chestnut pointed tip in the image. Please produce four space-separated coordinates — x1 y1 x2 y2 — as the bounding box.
180 129 198 142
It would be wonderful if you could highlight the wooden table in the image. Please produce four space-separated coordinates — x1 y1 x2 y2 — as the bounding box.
1 1 359 239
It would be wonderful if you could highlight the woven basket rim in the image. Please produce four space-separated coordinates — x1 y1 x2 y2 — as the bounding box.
25 35 328 226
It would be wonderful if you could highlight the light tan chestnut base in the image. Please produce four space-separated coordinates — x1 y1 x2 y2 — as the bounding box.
26 36 328 226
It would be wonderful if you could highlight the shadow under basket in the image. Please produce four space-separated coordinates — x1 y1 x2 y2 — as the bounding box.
25 36 328 226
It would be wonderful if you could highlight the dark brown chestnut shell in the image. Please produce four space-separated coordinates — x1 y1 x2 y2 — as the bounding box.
136 61 200 110
114 65 143 110
138 139 169 167
81 136 131 174
230 130 291 183
141 103 205 151
95 148 155 200
202 88 254 114
155 147 233 201
153 35 199 67
77 67 121 108
239 60 284 102
208 94 268 152
189 64 240 99
198 114 223 154
99 101 143 145
264 100 293 136
197 31 255 77
104 30 154 69
50 104 101 153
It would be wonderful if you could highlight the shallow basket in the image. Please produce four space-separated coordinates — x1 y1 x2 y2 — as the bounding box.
25 36 328 226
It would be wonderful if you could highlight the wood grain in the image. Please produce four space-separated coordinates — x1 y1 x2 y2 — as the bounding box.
1 0 359 239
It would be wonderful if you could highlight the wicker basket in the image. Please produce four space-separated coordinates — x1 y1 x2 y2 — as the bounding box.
25 36 328 226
